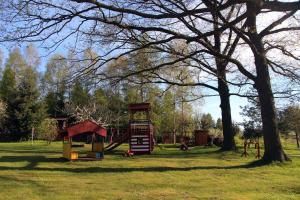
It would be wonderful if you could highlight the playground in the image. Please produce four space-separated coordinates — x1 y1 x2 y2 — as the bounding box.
0 141 299 200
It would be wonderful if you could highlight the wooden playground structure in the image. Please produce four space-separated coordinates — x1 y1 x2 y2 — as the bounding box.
62 120 106 161
105 103 155 154
241 138 261 158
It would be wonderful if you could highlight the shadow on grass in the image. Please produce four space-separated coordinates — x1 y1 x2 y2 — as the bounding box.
0 175 47 190
0 149 61 154
0 156 66 169
105 148 229 159
0 155 266 173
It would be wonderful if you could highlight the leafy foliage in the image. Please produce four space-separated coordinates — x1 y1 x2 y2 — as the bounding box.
240 98 262 139
37 118 58 144
278 105 300 134
0 47 46 140
200 113 215 131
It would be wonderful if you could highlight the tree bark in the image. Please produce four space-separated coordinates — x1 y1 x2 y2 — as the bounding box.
249 26 289 162
295 129 299 148
218 69 236 151
211 6 236 151
245 1 289 162
244 1 290 163
255 67 289 162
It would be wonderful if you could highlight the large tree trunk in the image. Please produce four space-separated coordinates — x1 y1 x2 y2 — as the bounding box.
212 8 236 151
255 70 289 162
246 1 289 163
218 69 236 151
250 31 289 162
295 129 299 148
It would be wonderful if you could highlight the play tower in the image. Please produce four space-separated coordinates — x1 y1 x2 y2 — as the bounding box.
128 103 154 154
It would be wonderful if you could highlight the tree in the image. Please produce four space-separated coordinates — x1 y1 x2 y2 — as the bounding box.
37 118 58 144
215 1 300 162
70 79 90 107
43 54 69 116
0 48 46 140
94 88 109 108
4 48 27 81
160 90 176 134
64 102 112 127
278 105 300 148
0 49 3 69
201 113 215 131
24 44 40 68
0 60 18 138
0 66 16 102
0 100 7 130
240 98 263 140
216 118 223 130
15 67 46 138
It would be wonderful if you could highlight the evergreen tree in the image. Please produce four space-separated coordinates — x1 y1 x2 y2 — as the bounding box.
43 54 68 116
216 118 223 130
15 67 46 139
70 79 90 106
5 48 27 79
0 65 18 137
94 88 109 107
0 66 16 102
200 113 215 131
0 49 46 140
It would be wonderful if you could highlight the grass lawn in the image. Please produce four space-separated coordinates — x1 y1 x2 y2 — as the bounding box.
0 141 299 200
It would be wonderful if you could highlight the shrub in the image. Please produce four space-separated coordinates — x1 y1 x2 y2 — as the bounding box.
37 118 58 144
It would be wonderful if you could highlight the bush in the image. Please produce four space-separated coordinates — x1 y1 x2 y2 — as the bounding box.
37 118 58 144
0 100 6 129
242 127 262 139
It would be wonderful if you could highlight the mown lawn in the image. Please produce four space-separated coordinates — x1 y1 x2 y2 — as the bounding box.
0 141 299 200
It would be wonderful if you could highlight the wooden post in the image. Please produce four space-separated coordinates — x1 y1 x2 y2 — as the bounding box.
295 128 299 148
173 98 176 144
31 127 34 145
255 138 261 158
181 98 184 137
241 139 248 157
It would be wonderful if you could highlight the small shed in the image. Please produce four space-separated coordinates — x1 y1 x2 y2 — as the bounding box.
63 120 107 160
194 130 209 146
162 133 175 144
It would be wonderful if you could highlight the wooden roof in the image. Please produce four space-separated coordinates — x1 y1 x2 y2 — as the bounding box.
66 120 107 138
128 103 151 112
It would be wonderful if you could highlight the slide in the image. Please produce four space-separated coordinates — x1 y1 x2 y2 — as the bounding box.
105 130 130 151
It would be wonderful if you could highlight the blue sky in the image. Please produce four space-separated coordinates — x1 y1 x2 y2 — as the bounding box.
202 95 247 123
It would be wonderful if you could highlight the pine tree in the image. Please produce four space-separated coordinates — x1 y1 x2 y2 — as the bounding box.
216 118 223 130
15 67 46 139
0 65 18 137
43 54 68 116
0 49 46 140
94 88 109 107
70 79 90 106
201 113 215 131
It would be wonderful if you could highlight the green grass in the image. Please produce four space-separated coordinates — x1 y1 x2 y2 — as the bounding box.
0 141 299 200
